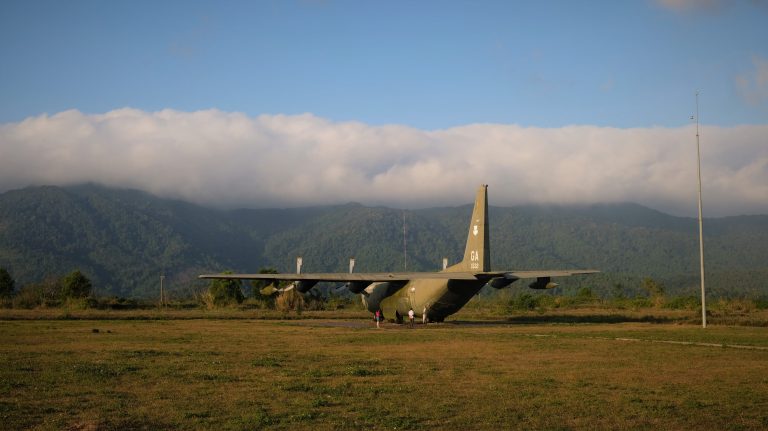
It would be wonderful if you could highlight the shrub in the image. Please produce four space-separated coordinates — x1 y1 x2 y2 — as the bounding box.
755 297 768 310
207 278 244 307
61 270 92 299
663 295 699 310
275 289 305 314
242 297 273 309
0 268 14 298
12 285 40 309
630 296 653 309
641 277 665 307
535 294 556 309
199 290 216 310
711 298 756 314
13 276 63 308
62 296 96 310
507 293 538 311
323 292 354 310
577 287 594 299
553 295 574 308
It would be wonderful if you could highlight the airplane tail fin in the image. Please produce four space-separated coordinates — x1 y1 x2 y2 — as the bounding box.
447 184 490 273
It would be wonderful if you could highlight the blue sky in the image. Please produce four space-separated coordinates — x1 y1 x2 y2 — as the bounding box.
1 0 766 129
0 1 766 215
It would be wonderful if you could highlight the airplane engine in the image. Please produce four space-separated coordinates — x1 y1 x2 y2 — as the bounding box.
360 281 407 313
294 280 318 293
528 277 559 290
489 277 517 289
347 281 373 294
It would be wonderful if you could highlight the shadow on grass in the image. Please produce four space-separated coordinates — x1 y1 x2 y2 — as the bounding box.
449 314 678 325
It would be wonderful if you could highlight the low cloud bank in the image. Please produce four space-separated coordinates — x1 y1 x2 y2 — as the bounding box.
1 108 766 216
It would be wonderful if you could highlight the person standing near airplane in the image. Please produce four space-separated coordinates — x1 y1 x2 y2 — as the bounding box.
422 306 427 325
375 309 381 329
408 308 414 328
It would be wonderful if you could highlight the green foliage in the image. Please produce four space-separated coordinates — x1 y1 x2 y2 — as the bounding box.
641 277 665 298
663 295 699 310
629 296 653 309
710 298 757 314
641 277 666 307
323 291 361 310
61 270 92 298
0 268 14 297
62 296 97 310
10 270 92 308
611 283 626 299
756 297 768 310
508 293 539 311
1 184 768 299
206 276 244 307
504 292 567 312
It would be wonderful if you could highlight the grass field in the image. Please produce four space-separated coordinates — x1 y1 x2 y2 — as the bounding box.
1 314 767 430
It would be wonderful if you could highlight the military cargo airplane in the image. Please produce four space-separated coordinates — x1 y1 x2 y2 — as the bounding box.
200 185 598 323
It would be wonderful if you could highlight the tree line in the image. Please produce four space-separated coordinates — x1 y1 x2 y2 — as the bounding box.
1 267 92 308
0 266 350 313
3 184 767 299
2 266 766 314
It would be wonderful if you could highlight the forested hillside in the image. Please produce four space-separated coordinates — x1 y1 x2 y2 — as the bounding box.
0 184 766 298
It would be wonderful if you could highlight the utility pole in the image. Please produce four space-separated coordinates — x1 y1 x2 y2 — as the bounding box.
159 273 166 308
694 90 707 328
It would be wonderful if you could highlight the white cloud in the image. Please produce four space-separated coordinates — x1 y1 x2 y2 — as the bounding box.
736 55 768 106
1 108 766 216
654 0 723 13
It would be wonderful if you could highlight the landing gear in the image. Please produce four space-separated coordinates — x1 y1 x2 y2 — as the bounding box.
394 311 404 324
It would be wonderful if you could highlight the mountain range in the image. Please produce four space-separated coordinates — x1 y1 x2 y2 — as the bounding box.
0 184 766 299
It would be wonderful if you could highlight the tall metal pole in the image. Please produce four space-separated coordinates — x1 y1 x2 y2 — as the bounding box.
403 211 407 271
695 90 707 328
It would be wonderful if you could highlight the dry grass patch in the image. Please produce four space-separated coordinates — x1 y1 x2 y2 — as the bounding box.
1 319 767 430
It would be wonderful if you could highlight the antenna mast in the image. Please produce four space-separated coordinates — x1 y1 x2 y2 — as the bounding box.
403 210 407 271
695 90 707 328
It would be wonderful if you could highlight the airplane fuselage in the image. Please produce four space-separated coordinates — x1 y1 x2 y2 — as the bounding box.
362 276 486 322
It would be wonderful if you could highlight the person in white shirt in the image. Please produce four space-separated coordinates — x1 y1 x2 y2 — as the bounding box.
408 308 415 328
422 306 427 325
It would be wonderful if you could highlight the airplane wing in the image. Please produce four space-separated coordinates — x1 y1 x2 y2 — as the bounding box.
198 272 479 282
199 269 600 293
475 269 601 289
482 269 601 279
198 271 478 294
198 269 599 283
